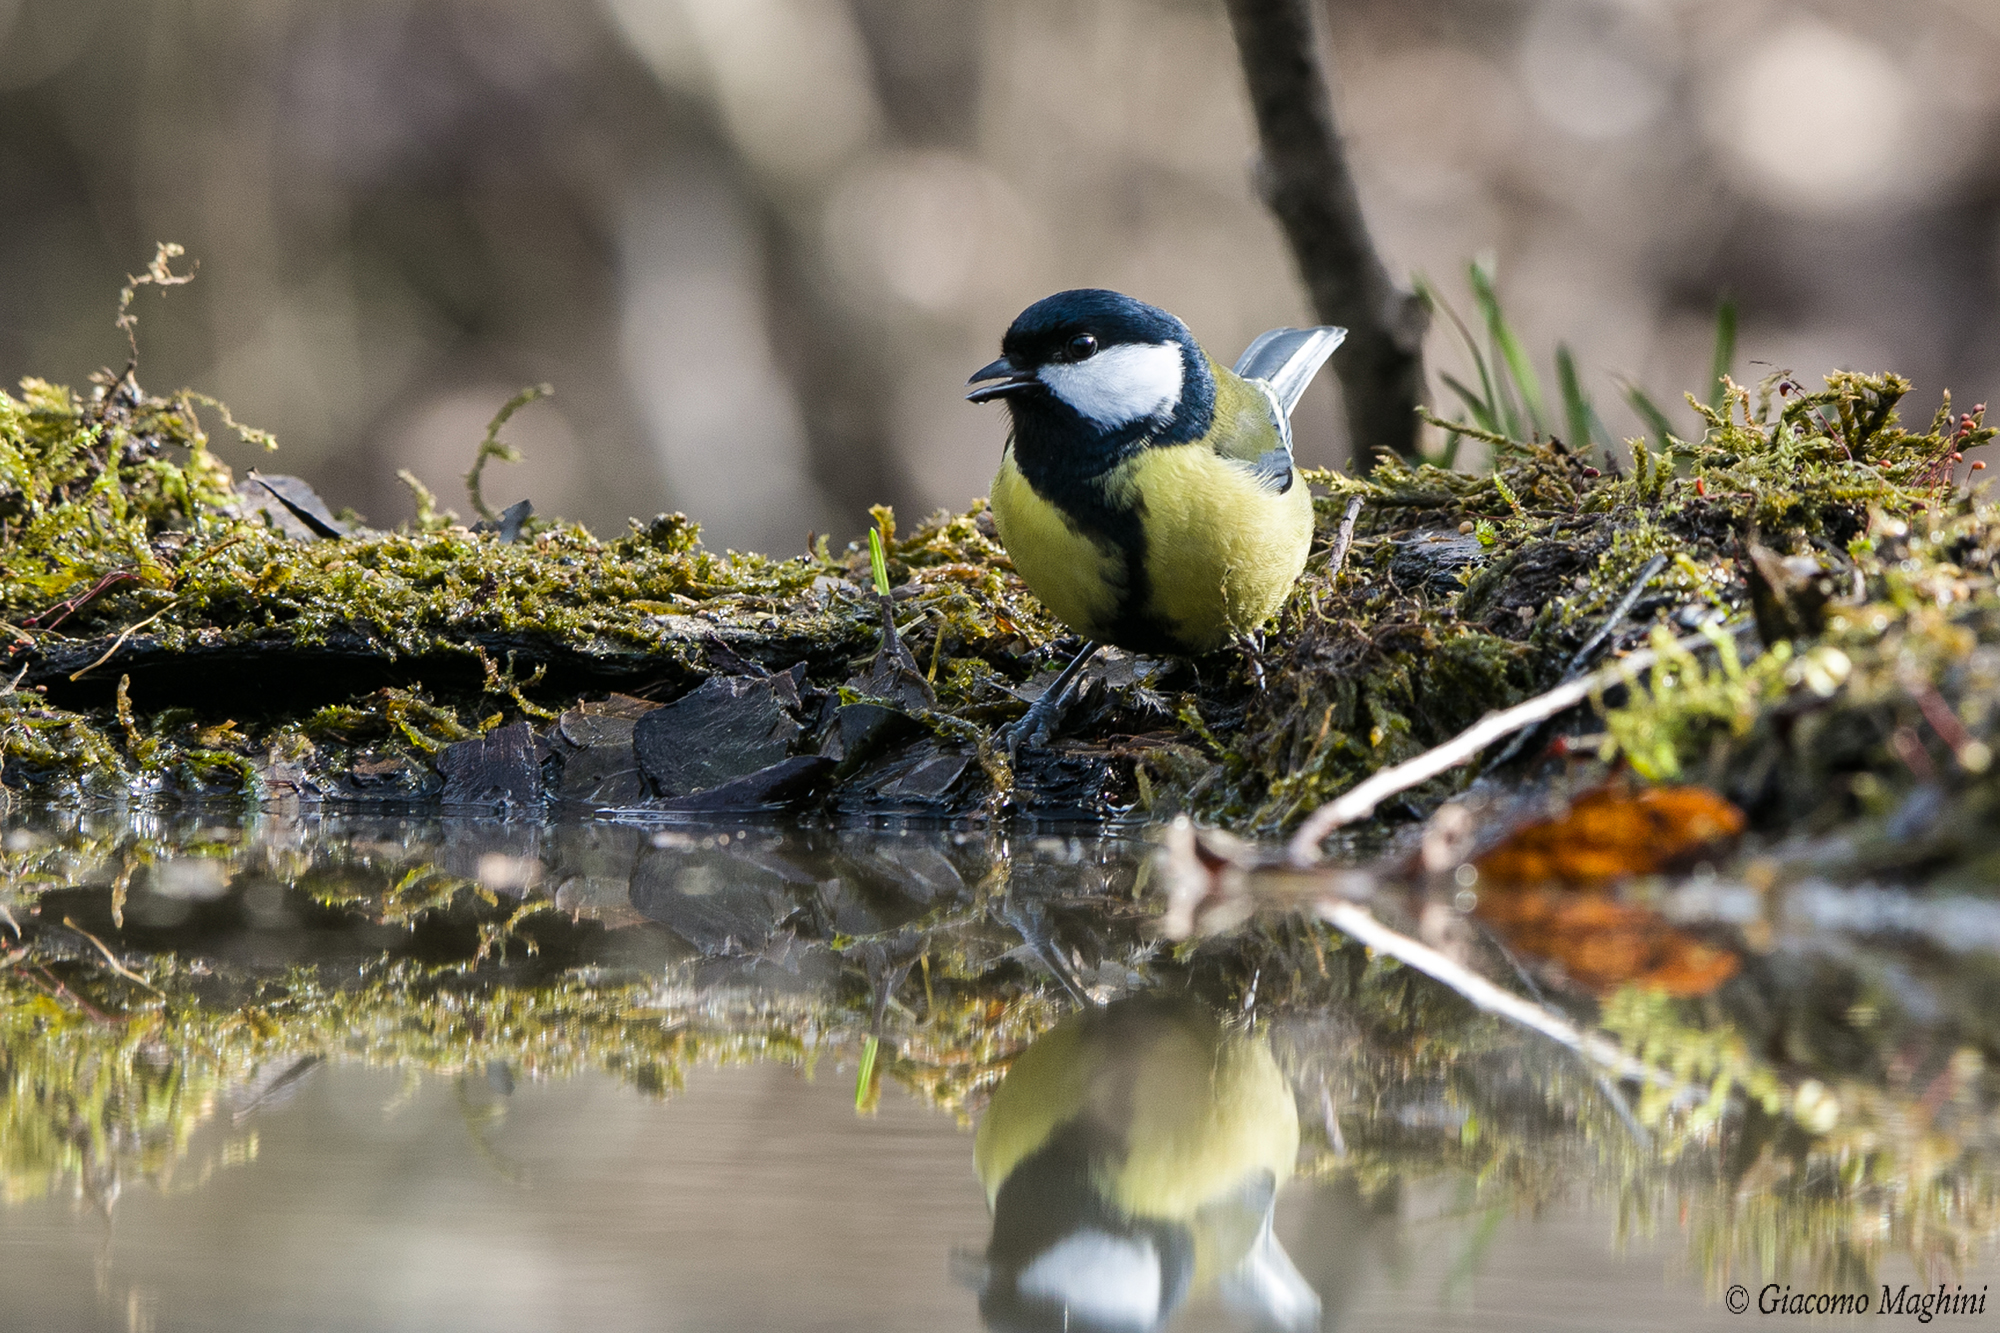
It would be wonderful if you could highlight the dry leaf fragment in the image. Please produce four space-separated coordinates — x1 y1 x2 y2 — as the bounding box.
1475 784 1745 888
1470 784 1746 997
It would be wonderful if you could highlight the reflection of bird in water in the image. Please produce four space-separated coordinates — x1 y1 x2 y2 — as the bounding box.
971 997 1320 1332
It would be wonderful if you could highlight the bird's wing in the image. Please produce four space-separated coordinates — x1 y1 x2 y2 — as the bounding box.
1231 326 1347 419
1221 326 1345 495
1207 370 1302 494
1202 370 1299 494
1242 438 1297 494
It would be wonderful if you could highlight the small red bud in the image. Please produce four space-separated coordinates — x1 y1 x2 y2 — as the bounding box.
1974 460 1988 470
1580 466 1600 478
1694 477 1707 496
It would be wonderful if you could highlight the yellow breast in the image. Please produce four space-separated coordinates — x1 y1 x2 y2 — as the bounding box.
973 1004 1298 1223
1116 446 1313 653
990 448 1127 642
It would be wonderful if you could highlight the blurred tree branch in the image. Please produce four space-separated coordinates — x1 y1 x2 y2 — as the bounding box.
1225 0 1429 460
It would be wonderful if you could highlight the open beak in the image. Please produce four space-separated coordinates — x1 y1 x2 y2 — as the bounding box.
965 357 1040 403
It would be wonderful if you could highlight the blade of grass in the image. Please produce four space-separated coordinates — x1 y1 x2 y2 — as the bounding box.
1490 335 1525 441
1556 344 1592 452
1440 373 1501 435
1623 381 1679 453
867 527 891 597
1584 398 1616 453
1468 259 1546 437
1707 294 1738 415
1416 273 1502 434
855 1034 880 1110
1555 348 1619 454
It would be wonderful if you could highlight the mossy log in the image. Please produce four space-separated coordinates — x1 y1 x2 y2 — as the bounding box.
5 368 2000 859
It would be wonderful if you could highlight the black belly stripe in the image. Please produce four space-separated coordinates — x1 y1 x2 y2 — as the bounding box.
1007 408 1204 655
1057 475 1167 651
1098 495 1186 656
1022 463 1189 654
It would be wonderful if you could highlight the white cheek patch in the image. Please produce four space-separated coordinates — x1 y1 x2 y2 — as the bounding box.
1017 1231 1163 1329
1038 342 1185 428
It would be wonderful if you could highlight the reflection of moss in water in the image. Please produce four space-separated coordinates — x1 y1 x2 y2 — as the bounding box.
1600 986 2000 1292
0 816 1092 1211
1213 908 2000 1292
3 831 1998 1290
0 948 1072 1210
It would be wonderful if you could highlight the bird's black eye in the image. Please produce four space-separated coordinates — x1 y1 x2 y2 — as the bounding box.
1065 333 1098 361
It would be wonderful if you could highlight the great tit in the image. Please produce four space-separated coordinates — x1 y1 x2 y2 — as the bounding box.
970 997 1321 1333
967 289 1344 746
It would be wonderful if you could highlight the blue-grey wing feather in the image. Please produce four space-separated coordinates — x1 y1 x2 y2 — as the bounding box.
1232 326 1347 419
1246 443 1295 494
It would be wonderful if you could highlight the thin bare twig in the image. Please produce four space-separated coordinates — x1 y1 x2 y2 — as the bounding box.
1561 554 1668 681
1224 0 1428 458
1314 899 1688 1097
1287 619 1755 863
68 597 181 681
23 569 141 630
1487 552 1669 769
63 916 161 993
1326 494 1364 579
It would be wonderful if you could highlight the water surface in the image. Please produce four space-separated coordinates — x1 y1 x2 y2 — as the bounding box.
0 809 1988 1331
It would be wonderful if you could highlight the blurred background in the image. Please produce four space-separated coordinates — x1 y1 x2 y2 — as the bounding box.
0 0 1995 552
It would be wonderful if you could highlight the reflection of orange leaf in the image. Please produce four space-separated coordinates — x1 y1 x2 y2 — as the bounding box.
1475 886 1739 997
1471 785 1745 998
1476 785 1745 889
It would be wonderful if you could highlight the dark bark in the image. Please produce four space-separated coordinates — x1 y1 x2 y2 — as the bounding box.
1225 0 1429 460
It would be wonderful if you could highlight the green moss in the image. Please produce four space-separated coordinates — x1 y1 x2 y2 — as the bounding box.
2 350 1998 857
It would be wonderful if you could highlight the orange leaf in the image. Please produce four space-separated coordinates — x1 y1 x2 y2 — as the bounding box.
1475 784 1744 889
1468 784 1745 997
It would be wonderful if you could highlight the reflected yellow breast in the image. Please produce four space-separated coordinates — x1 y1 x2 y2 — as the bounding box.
1101 1023 1298 1224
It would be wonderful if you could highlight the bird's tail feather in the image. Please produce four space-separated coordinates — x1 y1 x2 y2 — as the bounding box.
1217 1215 1322 1331
1232 326 1347 419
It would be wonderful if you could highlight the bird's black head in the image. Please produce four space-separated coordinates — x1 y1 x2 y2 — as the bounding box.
966 290 1216 467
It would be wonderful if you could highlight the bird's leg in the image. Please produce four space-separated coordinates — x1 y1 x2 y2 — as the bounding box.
1242 629 1267 691
1004 640 1101 757
995 893 1094 1007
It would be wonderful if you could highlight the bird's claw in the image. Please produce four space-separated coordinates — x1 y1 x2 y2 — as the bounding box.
1002 694 1064 761
1002 641 1099 762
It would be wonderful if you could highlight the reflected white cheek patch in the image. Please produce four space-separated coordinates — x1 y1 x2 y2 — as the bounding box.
1016 1230 1163 1329
1039 342 1184 428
